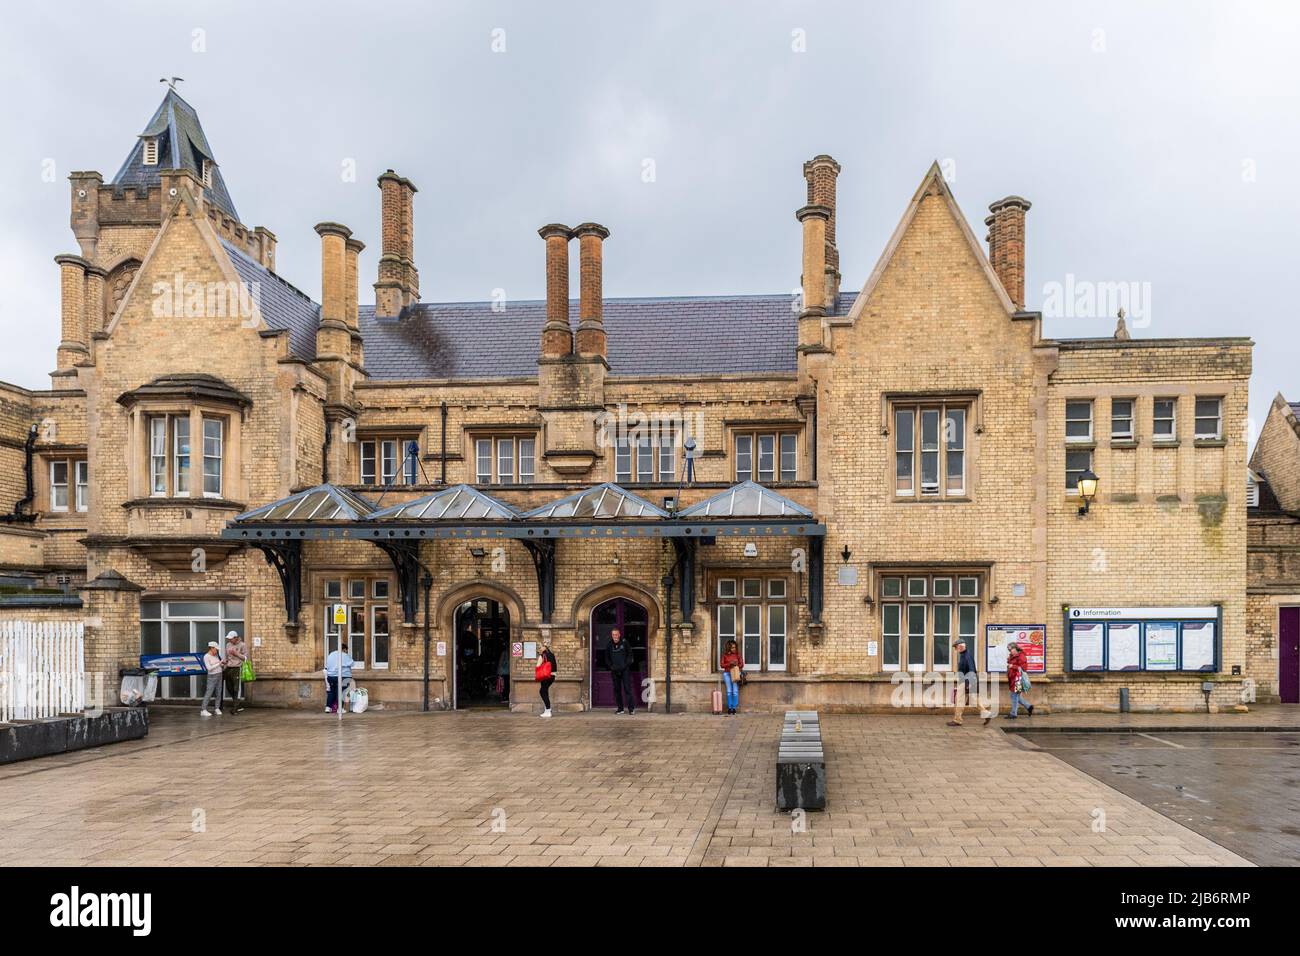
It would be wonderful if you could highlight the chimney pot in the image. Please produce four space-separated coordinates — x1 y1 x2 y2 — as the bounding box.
539 224 574 358
987 196 1031 309
573 222 610 359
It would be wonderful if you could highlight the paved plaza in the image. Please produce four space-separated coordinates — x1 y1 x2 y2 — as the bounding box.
0 707 1253 867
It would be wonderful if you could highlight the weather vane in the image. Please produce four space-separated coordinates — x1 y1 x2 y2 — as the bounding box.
159 77 184 91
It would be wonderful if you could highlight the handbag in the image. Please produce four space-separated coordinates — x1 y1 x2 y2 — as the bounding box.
1019 671 1031 692
728 664 741 682
240 658 255 683
534 659 553 681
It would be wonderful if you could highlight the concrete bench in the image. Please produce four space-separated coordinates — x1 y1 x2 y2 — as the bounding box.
776 710 826 811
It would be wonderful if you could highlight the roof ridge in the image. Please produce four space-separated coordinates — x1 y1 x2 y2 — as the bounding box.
358 289 857 311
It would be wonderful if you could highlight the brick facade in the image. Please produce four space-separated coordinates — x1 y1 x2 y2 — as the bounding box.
0 91 1258 714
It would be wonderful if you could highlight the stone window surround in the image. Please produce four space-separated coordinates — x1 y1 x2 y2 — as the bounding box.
726 421 802 485
466 429 539 485
312 569 396 671
705 567 794 674
358 431 422 486
876 568 985 673
882 391 982 503
40 452 88 515
126 400 244 503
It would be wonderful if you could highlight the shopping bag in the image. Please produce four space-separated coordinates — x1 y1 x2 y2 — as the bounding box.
240 658 256 683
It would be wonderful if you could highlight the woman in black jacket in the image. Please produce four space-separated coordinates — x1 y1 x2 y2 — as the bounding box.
537 643 558 718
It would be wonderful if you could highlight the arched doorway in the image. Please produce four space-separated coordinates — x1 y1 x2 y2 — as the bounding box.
590 597 649 708
454 598 511 709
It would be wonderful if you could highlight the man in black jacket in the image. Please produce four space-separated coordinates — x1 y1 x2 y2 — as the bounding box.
948 638 988 726
605 628 635 715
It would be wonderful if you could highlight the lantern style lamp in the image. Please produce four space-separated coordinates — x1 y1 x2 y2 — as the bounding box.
1077 468 1099 516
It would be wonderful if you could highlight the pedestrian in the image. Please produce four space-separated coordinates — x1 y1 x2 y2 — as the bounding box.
222 630 248 713
535 642 558 718
719 639 744 715
200 640 223 717
947 638 988 726
1005 641 1035 719
497 646 511 704
605 627 635 715
324 640 354 714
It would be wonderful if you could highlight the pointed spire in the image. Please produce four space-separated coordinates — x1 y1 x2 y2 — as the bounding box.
111 88 238 220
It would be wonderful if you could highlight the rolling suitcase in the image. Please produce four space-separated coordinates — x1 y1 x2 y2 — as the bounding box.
712 686 724 715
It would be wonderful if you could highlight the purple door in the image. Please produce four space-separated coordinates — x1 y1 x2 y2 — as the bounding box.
1281 607 1300 705
591 598 648 708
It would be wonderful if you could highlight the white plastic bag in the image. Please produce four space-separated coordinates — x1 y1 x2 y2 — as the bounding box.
349 687 369 713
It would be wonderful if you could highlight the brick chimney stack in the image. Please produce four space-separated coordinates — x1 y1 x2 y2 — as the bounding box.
803 155 841 311
314 222 352 360
53 254 89 381
987 196 1031 310
374 170 419 317
539 224 574 358
573 222 610 360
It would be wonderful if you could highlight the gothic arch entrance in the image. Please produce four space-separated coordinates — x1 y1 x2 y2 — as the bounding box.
589 596 649 708
453 598 511 709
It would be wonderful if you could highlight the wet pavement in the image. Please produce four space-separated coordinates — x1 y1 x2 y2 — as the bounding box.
0 707 1248 867
1017 731 1300 866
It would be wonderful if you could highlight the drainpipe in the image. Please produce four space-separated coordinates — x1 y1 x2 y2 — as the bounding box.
439 401 447 485
422 571 433 712
321 416 332 483
1 425 38 524
661 572 674 714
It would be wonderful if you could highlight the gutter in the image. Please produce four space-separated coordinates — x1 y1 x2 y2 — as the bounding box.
0 425 38 524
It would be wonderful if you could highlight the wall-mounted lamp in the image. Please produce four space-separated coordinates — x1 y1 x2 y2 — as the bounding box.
1076 468 1099 516
469 546 486 560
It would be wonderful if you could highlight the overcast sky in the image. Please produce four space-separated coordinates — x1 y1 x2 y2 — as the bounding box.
1 0 1296 435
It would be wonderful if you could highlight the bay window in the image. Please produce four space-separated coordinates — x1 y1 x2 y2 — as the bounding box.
146 412 226 498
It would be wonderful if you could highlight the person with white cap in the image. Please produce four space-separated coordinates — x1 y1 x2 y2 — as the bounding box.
222 630 248 713
200 640 224 717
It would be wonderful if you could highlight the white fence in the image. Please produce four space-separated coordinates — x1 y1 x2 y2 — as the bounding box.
0 620 86 722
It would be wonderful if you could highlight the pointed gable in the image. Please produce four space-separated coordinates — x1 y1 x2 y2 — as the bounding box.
233 484 378 523
112 89 239 220
677 481 812 518
370 485 519 522
844 161 1017 325
524 483 668 520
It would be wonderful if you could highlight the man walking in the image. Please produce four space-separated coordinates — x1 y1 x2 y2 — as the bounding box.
948 638 988 726
200 640 223 717
324 640 354 714
605 628 635 715
222 630 248 713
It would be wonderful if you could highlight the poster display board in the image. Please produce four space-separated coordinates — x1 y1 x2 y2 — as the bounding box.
140 653 205 677
1181 621 1216 671
1144 622 1179 670
1066 607 1219 673
985 625 1046 673
1070 622 1104 670
1106 622 1141 671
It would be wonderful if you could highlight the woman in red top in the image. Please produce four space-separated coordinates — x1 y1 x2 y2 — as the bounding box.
1006 642 1034 718
720 640 744 715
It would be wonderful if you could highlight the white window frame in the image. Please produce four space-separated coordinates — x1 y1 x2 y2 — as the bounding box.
945 407 966 495
1111 398 1135 440
906 603 927 672
74 460 89 512
475 439 492 483
202 416 223 498
149 417 167 496
518 438 536 483
1066 448 1092 493
716 575 789 672
1194 397 1223 440
895 407 914 496
172 416 190 496
882 603 902 672
1153 398 1178 443
49 460 69 512
894 402 969 499
767 603 787 672
370 604 390 670
1065 400 1094 443
932 603 953 671
734 431 797 483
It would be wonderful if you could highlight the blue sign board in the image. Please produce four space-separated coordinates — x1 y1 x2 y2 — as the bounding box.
140 653 206 677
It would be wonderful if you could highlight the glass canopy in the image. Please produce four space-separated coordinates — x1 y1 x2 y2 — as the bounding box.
370 484 519 522
232 483 378 523
677 480 813 518
523 482 668 520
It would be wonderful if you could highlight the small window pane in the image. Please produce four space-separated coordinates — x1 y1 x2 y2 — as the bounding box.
519 438 536 483
957 576 979 598
932 577 953 598
882 604 901 669
757 434 776 484
768 605 787 670
1195 398 1221 439
50 460 69 510
380 440 397 485
1065 400 1093 441
1111 399 1134 439
882 576 902 598
779 433 797 482
637 437 653 482
907 577 927 598
476 439 493 483
361 441 376 484
349 580 366 600
742 605 762 669
734 435 752 483
1066 449 1092 491
895 408 914 495
906 604 927 670
497 438 515 485
717 578 737 599
920 409 940 494
325 580 342 599
372 580 389 599
615 439 632 483
742 578 761 599
933 604 953 669
767 578 787 599
1153 398 1177 440
173 417 190 495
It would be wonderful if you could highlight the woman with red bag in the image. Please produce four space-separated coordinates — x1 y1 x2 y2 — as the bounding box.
1005 641 1034 719
535 643 558 718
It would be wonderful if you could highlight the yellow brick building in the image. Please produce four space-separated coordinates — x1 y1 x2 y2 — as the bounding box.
0 90 1255 712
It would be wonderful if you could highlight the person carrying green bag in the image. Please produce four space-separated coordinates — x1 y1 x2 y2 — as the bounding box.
222 631 251 713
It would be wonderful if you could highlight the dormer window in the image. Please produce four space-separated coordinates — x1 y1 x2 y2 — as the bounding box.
142 137 159 166
202 159 214 188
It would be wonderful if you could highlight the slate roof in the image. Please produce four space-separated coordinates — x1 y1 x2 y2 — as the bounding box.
112 90 239 220
222 240 321 361
358 292 855 380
